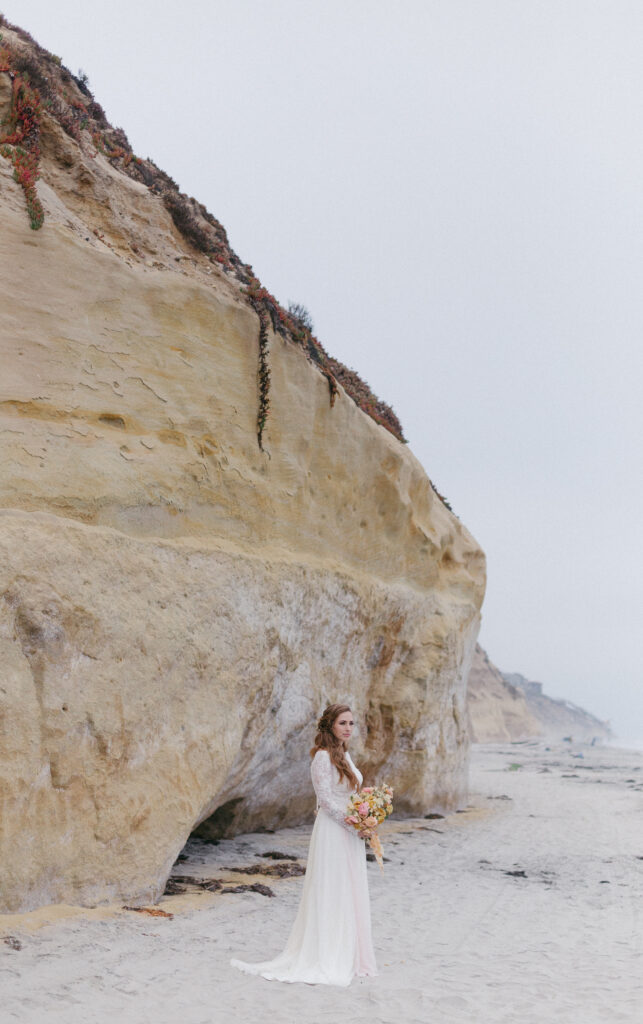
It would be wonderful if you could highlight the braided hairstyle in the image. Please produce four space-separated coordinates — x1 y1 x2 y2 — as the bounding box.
310 703 359 790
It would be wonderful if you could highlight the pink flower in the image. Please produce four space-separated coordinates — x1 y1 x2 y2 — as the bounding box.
364 816 377 827
358 802 369 816
362 787 374 794
347 815 360 824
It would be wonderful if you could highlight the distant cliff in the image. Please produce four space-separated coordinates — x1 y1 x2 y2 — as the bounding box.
466 646 541 742
502 670 612 743
467 646 612 743
0 20 485 912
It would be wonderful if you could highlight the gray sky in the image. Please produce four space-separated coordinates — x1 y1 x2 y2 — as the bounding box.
5 1 642 746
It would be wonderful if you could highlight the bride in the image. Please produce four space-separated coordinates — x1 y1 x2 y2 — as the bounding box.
230 703 378 986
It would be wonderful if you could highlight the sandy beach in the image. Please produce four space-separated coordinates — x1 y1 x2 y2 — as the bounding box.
1 741 642 1024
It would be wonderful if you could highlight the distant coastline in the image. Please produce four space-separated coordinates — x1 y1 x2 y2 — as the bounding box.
605 735 643 754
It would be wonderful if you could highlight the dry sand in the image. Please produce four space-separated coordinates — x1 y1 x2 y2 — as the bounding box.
1 741 642 1024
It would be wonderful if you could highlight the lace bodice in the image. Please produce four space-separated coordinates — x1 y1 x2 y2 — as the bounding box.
311 749 363 834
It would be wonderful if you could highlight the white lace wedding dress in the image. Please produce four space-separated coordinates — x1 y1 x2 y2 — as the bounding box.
230 749 378 986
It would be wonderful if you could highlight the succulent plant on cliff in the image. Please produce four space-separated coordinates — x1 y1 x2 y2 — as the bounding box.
244 279 278 452
256 306 272 454
0 37 44 229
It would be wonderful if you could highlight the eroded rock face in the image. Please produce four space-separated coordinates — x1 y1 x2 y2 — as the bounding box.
0 60 485 911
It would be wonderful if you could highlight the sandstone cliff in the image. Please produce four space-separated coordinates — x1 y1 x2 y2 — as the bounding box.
0 22 485 912
467 646 612 744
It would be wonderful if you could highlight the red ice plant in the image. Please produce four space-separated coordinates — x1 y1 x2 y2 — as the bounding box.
0 46 44 229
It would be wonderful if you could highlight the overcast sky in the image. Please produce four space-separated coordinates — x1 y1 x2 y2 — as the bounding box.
5 1 642 746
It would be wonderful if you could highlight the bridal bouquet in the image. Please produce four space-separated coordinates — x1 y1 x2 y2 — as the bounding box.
346 784 394 870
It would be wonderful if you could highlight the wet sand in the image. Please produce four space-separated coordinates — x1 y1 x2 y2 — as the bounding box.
1 741 642 1023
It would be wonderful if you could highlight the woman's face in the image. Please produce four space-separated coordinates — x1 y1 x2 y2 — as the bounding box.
332 710 354 743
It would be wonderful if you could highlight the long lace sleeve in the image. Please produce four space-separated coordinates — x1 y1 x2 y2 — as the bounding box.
311 751 355 834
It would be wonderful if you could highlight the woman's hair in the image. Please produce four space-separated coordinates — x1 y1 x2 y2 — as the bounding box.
310 703 359 790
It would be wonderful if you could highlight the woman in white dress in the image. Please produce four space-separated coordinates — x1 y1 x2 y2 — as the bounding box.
230 703 378 986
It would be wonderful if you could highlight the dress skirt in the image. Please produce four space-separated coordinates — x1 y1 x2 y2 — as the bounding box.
230 806 378 987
